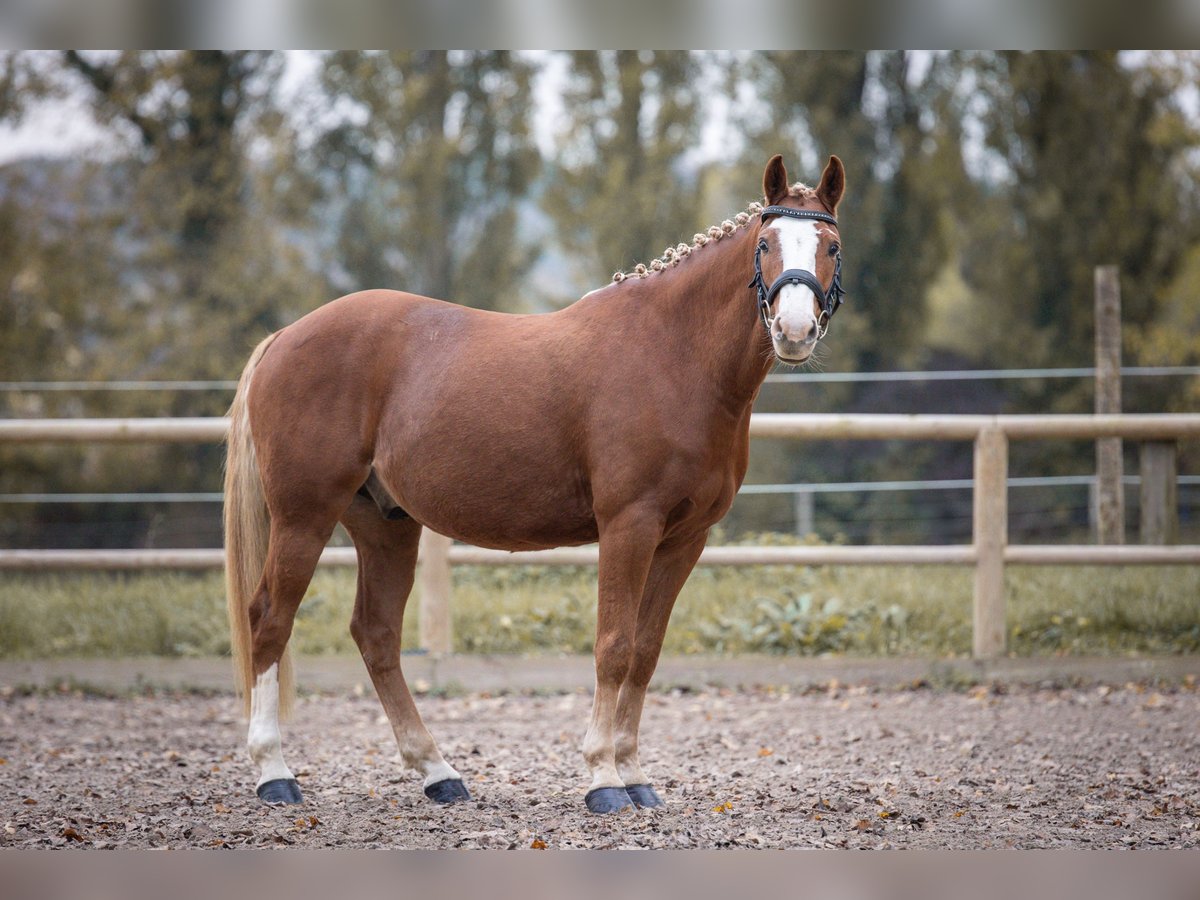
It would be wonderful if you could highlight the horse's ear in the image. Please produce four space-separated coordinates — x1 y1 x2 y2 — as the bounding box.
763 154 789 206
817 155 845 214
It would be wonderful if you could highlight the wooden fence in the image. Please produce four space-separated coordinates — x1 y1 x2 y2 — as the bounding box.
1 413 1198 659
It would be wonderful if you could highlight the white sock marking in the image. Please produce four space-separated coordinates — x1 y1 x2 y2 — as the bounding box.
420 759 461 788
247 663 295 787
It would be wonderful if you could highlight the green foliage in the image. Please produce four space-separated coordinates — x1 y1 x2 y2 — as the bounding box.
700 594 894 655
969 51 1200 373
315 51 539 309
542 51 708 294
1 51 1199 548
736 51 970 371
1 562 1197 660
0 571 230 658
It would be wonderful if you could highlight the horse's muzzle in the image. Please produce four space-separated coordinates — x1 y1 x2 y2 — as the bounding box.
772 334 817 365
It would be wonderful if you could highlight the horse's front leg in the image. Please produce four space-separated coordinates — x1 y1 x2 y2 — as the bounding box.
582 508 663 814
613 531 707 809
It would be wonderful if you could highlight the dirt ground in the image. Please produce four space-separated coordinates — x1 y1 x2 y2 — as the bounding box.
2 682 1198 849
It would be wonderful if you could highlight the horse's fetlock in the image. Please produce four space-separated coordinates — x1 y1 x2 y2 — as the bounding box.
613 734 638 764
246 727 279 764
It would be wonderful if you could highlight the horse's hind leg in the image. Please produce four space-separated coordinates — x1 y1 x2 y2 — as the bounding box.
341 495 469 803
613 531 707 809
247 521 333 804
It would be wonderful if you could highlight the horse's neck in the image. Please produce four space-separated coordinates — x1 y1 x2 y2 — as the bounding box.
640 225 773 408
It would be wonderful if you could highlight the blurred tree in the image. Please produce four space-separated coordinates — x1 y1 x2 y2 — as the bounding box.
0 51 326 548
0 51 326 396
740 51 971 372
542 51 706 295
719 51 977 540
968 51 1200 374
315 51 538 310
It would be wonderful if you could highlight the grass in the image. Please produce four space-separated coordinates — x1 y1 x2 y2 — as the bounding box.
1 547 1197 660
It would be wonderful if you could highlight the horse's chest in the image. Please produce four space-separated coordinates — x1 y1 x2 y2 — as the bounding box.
664 459 744 536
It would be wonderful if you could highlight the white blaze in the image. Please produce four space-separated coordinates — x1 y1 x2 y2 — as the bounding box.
247 663 295 787
769 218 822 342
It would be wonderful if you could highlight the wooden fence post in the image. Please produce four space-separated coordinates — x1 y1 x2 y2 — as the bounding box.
1094 265 1124 544
418 530 453 655
794 490 814 537
1140 441 1179 545
973 426 1008 659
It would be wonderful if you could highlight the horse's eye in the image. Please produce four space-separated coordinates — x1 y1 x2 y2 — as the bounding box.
828 242 840 257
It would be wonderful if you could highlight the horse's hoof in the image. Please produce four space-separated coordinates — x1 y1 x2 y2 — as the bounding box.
424 778 471 804
257 778 303 805
585 786 635 814
625 784 665 809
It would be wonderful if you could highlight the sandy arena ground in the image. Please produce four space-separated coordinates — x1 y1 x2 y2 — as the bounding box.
2 682 1198 849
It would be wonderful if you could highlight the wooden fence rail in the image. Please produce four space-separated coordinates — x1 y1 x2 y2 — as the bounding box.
2 414 1199 658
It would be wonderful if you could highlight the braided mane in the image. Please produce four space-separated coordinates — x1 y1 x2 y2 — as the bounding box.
611 183 818 284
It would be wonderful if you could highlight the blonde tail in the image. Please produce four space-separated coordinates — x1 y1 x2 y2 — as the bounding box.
223 333 293 717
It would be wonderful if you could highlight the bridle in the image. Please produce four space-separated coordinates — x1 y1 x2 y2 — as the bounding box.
748 205 845 339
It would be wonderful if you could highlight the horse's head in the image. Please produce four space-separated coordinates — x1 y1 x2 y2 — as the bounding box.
750 154 846 365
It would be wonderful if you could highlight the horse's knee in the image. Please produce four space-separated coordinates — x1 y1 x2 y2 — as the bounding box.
624 651 658 690
350 616 400 672
594 631 635 683
613 731 638 764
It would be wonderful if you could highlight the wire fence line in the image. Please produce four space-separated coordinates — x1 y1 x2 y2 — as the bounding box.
765 366 1200 384
2 366 1199 392
4 475 1198 504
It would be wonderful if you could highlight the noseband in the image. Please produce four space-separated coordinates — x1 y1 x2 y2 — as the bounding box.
748 206 845 338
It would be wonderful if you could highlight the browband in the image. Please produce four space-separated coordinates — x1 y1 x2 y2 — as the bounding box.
759 205 838 227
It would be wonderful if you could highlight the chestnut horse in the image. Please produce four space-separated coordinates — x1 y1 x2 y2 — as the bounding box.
224 154 846 813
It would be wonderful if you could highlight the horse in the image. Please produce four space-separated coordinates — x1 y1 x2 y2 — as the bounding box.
224 153 846 814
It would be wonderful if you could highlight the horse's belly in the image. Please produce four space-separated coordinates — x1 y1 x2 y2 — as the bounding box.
412 498 599 551
385 465 598 552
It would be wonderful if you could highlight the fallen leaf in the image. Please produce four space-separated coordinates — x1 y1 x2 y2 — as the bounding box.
530 839 547 849
712 801 733 814
61 827 84 842
757 747 773 757
853 819 871 832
